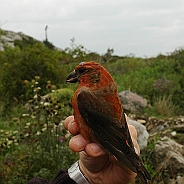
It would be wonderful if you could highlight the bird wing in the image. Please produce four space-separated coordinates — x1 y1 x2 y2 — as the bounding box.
77 90 138 173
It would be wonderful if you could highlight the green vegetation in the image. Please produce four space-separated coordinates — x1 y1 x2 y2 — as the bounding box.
0 77 76 184
0 34 184 183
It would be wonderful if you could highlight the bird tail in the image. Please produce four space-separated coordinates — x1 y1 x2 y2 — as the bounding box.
137 162 152 184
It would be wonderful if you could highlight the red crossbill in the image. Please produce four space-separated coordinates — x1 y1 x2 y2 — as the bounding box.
66 61 151 183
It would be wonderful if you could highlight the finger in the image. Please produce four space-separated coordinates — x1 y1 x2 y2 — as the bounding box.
133 141 140 155
64 115 74 129
128 124 137 140
69 134 88 152
85 143 106 157
125 114 137 140
128 124 140 155
68 120 79 135
79 151 109 173
64 116 79 135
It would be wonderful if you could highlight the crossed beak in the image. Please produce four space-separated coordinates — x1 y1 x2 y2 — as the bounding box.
66 70 78 83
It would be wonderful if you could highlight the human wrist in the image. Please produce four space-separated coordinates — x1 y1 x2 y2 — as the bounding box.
78 159 102 184
78 159 91 181
68 160 89 184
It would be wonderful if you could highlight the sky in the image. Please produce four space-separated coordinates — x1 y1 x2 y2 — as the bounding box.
1 0 184 57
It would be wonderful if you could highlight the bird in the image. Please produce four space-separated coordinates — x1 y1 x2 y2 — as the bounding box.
66 61 151 183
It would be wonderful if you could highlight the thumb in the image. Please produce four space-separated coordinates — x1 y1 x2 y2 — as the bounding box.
79 146 108 173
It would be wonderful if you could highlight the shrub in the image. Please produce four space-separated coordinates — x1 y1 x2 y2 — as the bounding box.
0 44 68 106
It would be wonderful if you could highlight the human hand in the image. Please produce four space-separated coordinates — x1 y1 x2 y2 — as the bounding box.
64 115 140 184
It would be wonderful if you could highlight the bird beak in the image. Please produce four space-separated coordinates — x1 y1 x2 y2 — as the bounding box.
66 70 78 83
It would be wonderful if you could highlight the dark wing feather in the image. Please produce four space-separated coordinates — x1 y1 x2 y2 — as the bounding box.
77 91 137 171
77 90 151 183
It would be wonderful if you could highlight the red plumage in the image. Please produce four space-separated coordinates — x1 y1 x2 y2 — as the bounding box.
66 61 151 183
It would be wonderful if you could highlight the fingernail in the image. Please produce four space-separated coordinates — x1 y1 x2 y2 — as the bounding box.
72 137 85 151
89 143 103 155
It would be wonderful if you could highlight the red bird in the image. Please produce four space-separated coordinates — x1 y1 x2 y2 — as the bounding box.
66 61 151 183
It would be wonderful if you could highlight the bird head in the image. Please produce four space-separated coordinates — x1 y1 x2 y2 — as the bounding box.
66 61 114 87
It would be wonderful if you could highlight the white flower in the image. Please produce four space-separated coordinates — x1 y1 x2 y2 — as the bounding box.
26 122 31 126
36 131 41 135
5 131 9 135
22 114 30 117
7 140 13 145
24 133 29 137
44 102 50 106
42 127 47 132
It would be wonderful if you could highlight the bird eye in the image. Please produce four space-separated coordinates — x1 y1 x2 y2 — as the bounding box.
78 68 86 74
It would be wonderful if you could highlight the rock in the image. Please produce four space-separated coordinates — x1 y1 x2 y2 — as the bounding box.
119 91 148 113
173 124 184 133
1 30 23 42
154 137 184 176
0 30 23 50
128 119 149 150
0 42 4 51
0 29 40 51
137 119 146 124
169 176 184 184
170 131 177 137
153 78 173 92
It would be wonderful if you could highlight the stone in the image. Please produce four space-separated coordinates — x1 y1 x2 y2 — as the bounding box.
169 176 184 184
0 29 40 51
153 78 173 92
2 30 23 41
173 124 184 133
154 137 184 176
137 119 146 124
128 119 149 150
170 131 177 137
0 42 4 51
119 90 148 113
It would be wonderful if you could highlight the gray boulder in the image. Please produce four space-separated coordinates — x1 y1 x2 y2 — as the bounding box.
119 91 148 113
0 29 41 51
128 119 149 150
154 137 184 176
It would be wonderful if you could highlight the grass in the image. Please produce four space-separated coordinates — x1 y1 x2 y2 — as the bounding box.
0 127 78 184
144 94 179 118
